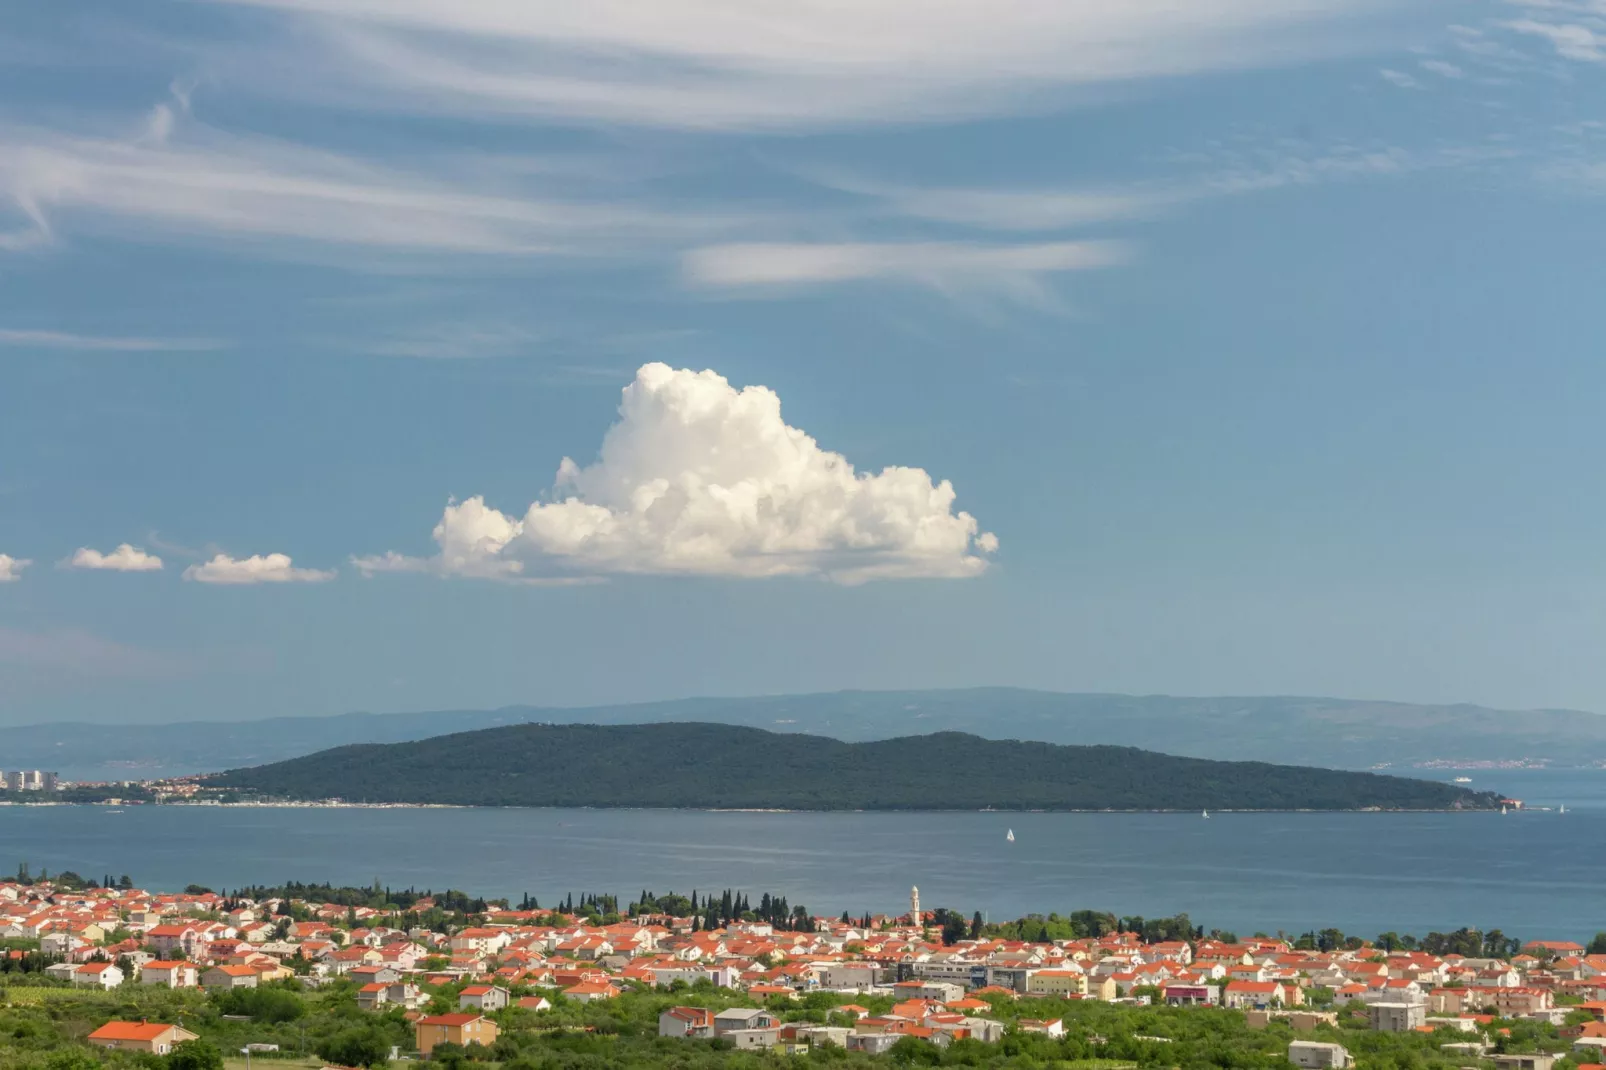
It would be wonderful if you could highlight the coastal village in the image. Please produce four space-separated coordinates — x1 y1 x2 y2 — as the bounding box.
4 877 1606 1067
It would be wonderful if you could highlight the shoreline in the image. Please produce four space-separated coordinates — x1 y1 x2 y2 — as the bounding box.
0 800 1505 814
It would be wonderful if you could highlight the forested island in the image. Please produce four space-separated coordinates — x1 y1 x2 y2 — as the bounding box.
205 723 1500 811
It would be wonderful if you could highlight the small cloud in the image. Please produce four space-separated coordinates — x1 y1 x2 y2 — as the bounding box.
360 324 549 360
0 554 30 583
1502 19 1606 62
356 362 998 584
1379 68 1421 89
68 544 165 572
0 329 224 353
144 103 176 145
182 553 336 585
808 171 1173 230
681 240 1130 297
1420 59 1466 78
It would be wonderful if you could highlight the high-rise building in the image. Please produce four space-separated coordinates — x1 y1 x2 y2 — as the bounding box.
2 771 58 792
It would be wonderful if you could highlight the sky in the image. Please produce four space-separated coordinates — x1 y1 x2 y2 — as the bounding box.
4 0 1606 725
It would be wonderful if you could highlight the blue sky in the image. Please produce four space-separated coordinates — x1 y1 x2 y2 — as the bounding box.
4 0 1606 724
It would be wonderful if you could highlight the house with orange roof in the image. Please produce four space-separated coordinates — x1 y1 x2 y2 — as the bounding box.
1018 1018 1065 1037
357 981 422 1012
70 961 124 989
415 1013 498 1056
451 927 512 956
459 984 509 1012
356 982 389 1011
146 923 202 959
562 980 622 1003
889 998 944 1020
88 1021 198 1055
1492 987 1554 1017
1566 1021 1606 1041
200 964 259 991
946 998 992 1014
140 961 199 988
1025 968 1088 998
1224 980 1301 1010
659 1006 715 1038
972 985 1019 1000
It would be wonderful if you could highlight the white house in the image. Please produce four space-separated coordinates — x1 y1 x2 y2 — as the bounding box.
1290 1042 1352 1069
73 962 125 990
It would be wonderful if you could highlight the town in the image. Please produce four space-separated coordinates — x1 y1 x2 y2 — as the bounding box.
2 874 1605 1069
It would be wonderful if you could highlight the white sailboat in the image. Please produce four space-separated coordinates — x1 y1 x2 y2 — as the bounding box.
1501 804 1508 815
1559 804 1567 815
1202 810 1209 819
1006 829 1015 843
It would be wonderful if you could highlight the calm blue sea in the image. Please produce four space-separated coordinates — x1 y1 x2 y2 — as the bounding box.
2 767 1603 940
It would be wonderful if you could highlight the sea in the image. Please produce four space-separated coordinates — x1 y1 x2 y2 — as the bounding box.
1 769 1600 940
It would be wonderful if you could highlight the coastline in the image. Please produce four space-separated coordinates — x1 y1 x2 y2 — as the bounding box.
0 800 1501 814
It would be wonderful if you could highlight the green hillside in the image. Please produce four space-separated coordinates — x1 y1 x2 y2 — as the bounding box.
208 722 1499 811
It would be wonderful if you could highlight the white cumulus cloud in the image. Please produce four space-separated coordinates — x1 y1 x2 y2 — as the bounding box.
182 553 337 585
69 544 165 572
0 555 30 583
355 363 997 584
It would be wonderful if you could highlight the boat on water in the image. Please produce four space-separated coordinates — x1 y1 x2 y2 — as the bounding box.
1501 804 1508 815
1453 776 1472 783
1006 829 1015 843
1560 804 1567 815
1202 809 1209 819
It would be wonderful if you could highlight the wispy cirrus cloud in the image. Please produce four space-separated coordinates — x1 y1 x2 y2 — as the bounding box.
795 141 1504 243
0 117 750 261
206 0 1399 131
0 329 224 353
1502 18 1606 61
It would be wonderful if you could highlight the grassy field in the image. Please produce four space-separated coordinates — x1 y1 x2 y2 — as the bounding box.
0 987 120 1006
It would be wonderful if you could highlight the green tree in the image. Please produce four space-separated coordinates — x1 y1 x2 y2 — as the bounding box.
167 1040 225 1070
216 983 306 1023
1588 933 1606 956
318 1026 392 1069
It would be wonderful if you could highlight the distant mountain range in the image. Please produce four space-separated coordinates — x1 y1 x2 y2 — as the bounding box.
207 722 1500 812
11 688 1606 781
